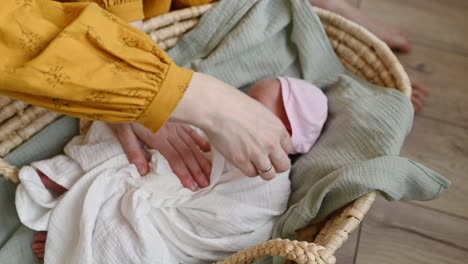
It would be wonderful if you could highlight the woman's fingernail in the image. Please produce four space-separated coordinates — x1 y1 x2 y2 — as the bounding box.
136 164 147 175
190 183 199 191
201 177 209 187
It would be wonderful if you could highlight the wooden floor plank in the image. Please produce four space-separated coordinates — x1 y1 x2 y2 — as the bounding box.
345 0 468 262
360 0 468 54
401 116 468 219
356 197 468 264
335 226 360 264
396 44 468 128
345 0 360 7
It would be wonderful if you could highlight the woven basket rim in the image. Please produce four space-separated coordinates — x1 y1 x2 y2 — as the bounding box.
314 7 411 97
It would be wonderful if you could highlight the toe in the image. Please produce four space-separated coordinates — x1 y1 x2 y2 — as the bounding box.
411 97 423 112
34 232 47 242
412 79 430 96
32 242 45 250
386 33 412 53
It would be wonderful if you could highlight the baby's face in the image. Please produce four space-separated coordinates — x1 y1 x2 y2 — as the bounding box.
247 78 292 134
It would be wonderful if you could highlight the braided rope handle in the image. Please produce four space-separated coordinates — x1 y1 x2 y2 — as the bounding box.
0 100 28 124
149 19 198 43
0 111 61 157
0 106 48 142
215 239 335 264
0 156 19 183
143 3 216 33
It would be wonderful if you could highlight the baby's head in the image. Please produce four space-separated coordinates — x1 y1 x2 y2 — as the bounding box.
248 77 328 154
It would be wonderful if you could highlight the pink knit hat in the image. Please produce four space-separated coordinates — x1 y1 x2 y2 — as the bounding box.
278 77 328 154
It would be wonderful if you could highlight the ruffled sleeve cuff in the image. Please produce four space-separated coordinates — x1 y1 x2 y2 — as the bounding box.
137 64 193 132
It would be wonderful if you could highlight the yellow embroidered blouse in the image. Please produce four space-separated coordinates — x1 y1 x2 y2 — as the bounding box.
0 0 213 132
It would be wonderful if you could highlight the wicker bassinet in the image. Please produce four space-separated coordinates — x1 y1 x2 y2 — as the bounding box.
0 3 411 264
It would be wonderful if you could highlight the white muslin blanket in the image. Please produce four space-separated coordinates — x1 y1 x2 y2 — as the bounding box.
15 122 290 264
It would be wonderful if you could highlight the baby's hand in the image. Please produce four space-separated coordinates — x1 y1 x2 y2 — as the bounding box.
112 122 212 191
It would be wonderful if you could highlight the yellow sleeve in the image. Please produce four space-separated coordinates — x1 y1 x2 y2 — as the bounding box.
58 0 145 22
142 0 215 19
143 0 172 18
0 0 193 132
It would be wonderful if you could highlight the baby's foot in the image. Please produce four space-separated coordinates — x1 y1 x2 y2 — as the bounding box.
32 172 69 259
310 0 411 52
32 172 66 259
32 232 47 259
37 170 68 197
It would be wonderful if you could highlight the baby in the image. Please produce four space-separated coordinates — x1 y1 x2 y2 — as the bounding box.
16 77 327 263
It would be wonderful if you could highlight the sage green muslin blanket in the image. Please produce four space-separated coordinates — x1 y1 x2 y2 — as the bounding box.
167 0 450 243
0 0 449 263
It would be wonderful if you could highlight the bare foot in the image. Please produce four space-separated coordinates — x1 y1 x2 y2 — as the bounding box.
410 77 429 112
32 232 47 259
309 0 412 52
37 170 68 197
32 172 68 259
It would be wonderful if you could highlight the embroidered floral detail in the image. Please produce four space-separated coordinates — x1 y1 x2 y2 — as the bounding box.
43 66 71 88
18 24 43 54
110 60 128 75
120 35 139 48
84 92 112 104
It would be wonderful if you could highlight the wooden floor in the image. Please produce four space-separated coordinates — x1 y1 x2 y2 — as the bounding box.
335 0 468 263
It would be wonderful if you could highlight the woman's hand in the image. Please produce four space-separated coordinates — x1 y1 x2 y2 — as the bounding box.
112 122 211 191
170 73 293 180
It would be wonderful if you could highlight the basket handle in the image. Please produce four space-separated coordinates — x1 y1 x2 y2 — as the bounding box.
215 238 335 264
0 157 19 183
